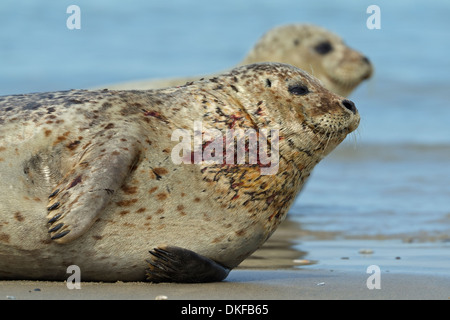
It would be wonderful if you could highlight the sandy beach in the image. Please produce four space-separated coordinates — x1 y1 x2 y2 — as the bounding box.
2 219 449 300
1 268 449 300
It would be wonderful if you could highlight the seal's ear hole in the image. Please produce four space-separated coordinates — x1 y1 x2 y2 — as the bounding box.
314 41 333 55
265 79 272 88
288 84 309 96
293 39 300 46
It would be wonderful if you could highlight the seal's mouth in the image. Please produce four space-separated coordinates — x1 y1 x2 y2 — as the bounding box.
308 123 358 138
347 115 360 133
324 66 373 96
301 100 360 138
325 74 365 94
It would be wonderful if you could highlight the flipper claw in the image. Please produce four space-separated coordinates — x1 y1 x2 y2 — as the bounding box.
146 245 230 283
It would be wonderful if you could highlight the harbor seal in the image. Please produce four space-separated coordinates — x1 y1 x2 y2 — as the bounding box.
0 63 359 282
101 24 372 97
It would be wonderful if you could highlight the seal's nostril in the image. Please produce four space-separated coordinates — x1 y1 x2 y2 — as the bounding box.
362 56 371 65
341 99 356 114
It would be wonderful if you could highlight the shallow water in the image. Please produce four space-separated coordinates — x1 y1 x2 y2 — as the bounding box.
0 1 449 278
296 143 450 240
295 239 450 279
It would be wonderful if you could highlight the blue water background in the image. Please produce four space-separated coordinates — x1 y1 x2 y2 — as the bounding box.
0 0 449 240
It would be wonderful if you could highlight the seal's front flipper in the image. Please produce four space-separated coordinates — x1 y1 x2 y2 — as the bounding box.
46 133 141 243
146 245 230 283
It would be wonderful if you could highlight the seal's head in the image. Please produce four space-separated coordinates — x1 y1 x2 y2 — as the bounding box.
240 24 373 97
223 63 360 164
195 62 360 252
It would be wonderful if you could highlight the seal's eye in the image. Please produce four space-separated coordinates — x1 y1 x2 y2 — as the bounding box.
288 84 309 95
314 41 333 55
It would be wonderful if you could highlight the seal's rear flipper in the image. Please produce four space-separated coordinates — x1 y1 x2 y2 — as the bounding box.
46 133 141 244
146 245 230 283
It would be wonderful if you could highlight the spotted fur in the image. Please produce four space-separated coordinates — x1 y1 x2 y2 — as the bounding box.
0 63 359 281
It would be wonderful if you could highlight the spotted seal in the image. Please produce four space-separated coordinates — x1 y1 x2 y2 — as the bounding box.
102 24 372 97
0 63 359 282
